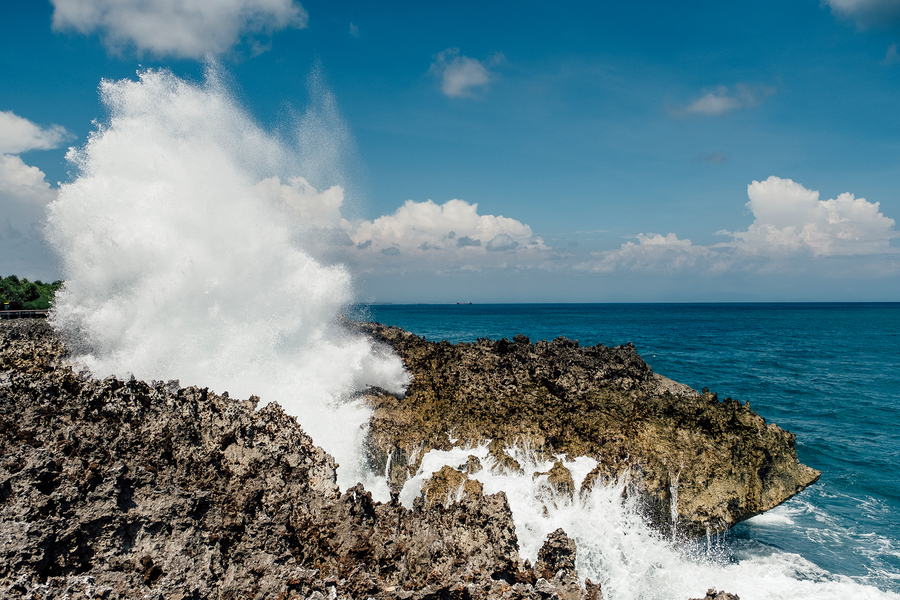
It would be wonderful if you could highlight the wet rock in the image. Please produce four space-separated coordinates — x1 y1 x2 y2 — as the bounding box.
1 320 613 600
421 465 484 508
352 321 820 537
690 588 740 600
535 461 575 498
533 529 594 600
459 454 483 475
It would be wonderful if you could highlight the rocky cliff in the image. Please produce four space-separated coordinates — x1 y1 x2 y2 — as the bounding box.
0 317 801 598
0 319 607 599
353 322 820 537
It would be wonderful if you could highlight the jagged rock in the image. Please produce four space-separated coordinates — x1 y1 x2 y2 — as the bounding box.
533 529 594 600
353 321 820 536
533 461 576 498
421 465 484 508
2 320 624 600
459 454 483 474
690 589 740 600
534 529 577 577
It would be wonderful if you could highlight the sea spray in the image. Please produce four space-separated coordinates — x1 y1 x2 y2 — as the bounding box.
45 66 409 491
401 444 900 600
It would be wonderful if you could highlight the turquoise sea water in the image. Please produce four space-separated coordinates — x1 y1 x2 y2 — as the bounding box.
355 303 900 595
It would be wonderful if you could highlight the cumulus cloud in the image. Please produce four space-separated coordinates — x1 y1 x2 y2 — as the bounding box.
429 48 503 98
577 177 898 275
271 174 896 281
725 176 897 256
823 0 900 29
270 181 553 272
0 154 58 207
578 233 721 273
674 84 776 117
0 111 74 155
486 233 518 252
255 176 346 229
0 111 69 278
50 0 309 58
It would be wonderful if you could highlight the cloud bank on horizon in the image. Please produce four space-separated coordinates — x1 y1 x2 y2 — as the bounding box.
279 175 899 277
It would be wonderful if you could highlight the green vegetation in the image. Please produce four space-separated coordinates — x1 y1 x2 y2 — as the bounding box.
0 275 63 310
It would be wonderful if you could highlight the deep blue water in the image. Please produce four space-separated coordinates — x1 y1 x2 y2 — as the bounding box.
354 303 900 594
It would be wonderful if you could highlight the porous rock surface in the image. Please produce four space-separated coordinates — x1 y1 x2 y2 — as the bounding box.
354 322 820 537
0 319 595 600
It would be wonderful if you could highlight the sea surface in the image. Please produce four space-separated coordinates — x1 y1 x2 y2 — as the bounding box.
355 302 900 597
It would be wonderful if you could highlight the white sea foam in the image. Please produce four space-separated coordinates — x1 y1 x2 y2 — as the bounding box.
45 66 409 490
401 444 900 600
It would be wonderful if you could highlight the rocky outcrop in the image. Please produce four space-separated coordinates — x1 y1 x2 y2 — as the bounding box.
353 322 820 537
1 319 610 600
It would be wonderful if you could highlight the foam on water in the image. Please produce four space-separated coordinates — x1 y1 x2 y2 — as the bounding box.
401 445 900 600
45 66 409 490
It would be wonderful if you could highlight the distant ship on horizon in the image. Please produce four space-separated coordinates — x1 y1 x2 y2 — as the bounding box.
456 302 473 305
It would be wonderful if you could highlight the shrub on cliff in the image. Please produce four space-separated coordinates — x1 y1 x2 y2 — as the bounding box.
0 275 63 310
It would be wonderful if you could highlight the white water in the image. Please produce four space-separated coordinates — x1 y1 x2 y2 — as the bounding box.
401 444 900 600
43 67 899 600
45 66 409 490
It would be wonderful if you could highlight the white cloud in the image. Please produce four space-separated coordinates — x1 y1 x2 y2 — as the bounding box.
269 184 554 272
486 233 519 252
576 177 898 276
676 84 776 117
823 0 900 29
0 154 58 207
0 111 74 155
0 156 59 279
0 110 74 278
255 176 347 229
578 233 721 273
429 48 498 98
50 0 309 58
726 176 897 256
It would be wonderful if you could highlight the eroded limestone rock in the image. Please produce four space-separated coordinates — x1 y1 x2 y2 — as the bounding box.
353 321 820 536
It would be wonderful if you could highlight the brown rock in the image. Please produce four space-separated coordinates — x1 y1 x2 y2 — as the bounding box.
1 319 610 600
421 465 484 508
690 588 740 600
352 321 820 537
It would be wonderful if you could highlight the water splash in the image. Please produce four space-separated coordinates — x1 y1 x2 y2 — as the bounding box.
400 444 900 600
45 65 409 490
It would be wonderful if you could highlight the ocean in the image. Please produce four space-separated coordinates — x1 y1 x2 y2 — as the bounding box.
356 302 900 599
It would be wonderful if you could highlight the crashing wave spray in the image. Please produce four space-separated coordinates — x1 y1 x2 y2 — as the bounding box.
401 444 900 600
45 66 409 490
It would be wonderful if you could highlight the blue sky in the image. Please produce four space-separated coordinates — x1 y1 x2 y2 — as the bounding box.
1 0 899 301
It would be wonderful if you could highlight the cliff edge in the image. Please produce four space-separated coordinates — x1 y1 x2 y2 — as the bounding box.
354 322 820 537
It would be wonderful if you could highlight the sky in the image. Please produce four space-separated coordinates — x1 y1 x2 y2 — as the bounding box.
1 0 899 302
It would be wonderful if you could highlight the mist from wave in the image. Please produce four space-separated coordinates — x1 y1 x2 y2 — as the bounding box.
45 65 409 491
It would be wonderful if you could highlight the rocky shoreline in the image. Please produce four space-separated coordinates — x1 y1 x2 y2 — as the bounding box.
354 322 820 537
0 319 817 599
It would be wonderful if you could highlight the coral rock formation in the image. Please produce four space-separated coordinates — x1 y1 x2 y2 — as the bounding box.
1 320 597 599
354 322 820 536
